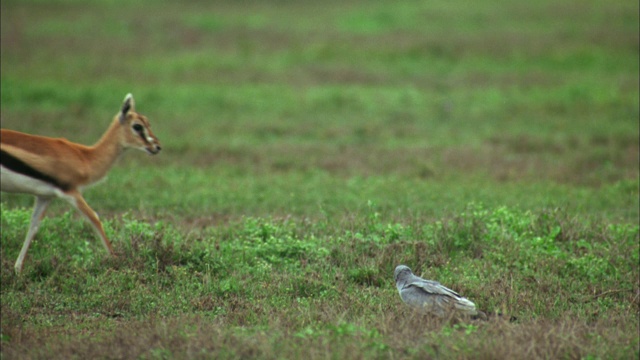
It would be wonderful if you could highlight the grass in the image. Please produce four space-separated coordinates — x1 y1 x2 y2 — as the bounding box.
1 205 638 359
1 0 639 358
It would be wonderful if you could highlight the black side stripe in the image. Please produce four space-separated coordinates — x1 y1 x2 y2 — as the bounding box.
0 149 71 191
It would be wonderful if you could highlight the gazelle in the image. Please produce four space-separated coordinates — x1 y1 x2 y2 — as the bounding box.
1 93 161 273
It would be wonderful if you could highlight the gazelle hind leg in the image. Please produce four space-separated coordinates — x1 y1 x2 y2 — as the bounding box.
64 190 114 255
15 196 52 274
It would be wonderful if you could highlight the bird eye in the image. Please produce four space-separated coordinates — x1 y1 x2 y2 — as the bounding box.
132 124 144 132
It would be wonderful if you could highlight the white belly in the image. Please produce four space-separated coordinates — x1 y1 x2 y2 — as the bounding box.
1 165 62 197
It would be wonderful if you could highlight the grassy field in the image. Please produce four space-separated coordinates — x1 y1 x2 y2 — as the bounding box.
1 0 638 358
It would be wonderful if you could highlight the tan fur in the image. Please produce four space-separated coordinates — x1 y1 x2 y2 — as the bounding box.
0 112 160 188
0 94 161 273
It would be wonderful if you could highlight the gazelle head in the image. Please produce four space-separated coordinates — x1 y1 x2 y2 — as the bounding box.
118 93 162 155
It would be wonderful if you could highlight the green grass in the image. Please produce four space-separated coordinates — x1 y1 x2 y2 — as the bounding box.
1 204 638 358
1 0 639 358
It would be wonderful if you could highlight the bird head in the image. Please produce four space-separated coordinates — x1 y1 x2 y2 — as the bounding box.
394 265 413 283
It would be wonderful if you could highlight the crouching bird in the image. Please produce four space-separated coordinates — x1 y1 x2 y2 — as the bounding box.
394 265 487 320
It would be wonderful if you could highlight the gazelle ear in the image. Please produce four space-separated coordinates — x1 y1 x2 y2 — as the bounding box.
119 93 135 123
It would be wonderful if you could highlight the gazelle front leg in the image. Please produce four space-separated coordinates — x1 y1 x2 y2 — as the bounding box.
15 196 53 273
64 190 115 256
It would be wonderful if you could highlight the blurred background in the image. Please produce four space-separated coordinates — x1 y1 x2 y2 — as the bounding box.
1 0 638 222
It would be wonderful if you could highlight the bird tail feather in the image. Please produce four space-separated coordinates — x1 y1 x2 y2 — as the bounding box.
454 297 478 315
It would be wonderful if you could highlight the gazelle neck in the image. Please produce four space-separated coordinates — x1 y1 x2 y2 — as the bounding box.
83 118 126 184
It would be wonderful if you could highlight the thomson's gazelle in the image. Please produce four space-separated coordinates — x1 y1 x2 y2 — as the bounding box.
1 93 161 273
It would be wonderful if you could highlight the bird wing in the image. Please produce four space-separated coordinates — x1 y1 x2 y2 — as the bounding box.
406 279 463 299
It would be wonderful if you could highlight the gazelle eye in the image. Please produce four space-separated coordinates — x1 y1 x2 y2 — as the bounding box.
132 124 144 132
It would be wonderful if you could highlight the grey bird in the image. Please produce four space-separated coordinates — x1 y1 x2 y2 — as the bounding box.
394 265 486 319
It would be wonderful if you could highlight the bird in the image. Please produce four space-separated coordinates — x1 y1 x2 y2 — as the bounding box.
394 265 486 319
